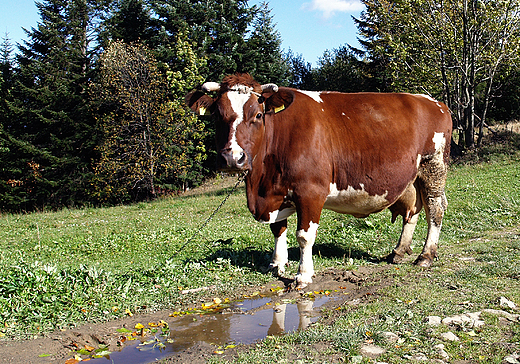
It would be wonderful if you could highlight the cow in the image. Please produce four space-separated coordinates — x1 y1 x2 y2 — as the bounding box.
186 73 452 289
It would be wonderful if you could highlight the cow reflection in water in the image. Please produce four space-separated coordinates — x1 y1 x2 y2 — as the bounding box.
166 300 315 351
268 300 314 336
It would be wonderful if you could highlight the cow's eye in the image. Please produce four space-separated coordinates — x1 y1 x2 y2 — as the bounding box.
255 113 262 120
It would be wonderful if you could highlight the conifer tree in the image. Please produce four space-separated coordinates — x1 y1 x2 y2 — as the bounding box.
314 46 367 92
242 2 289 85
100 0 154 45
0 34 21 211
5 0 100 210
151 0 254 81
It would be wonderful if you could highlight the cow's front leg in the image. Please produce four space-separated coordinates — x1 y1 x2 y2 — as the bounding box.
268 220 288 276
295 220 319 289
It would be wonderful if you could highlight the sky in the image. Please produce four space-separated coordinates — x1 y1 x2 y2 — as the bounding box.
0 0 364 66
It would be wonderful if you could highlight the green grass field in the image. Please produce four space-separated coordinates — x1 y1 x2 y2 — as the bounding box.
1 140 520 362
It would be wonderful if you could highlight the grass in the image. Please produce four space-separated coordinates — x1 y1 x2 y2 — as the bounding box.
0 136 519 362
0 184 276 337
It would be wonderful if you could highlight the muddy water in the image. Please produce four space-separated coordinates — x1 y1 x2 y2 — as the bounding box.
89 294 333 364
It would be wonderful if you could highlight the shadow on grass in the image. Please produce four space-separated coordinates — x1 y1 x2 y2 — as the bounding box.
200 239 382 275
313 242 381 263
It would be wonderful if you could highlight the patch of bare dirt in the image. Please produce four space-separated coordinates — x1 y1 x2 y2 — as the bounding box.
182 174 245 197
491 121 520 134
0 265 394 364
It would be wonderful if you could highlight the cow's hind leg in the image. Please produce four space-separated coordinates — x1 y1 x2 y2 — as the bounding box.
387 181 423 264
388 213 420 264
268 220 289 276
415 156 448 267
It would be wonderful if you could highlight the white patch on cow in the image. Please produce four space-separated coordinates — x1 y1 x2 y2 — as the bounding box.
432 132 446 152
296 222 319 245
271 229 288 271
417 154 422 169
342 112 346 116
418 94 445 114
418 94 437 102
295 222 319 285
324 183 390 216
298 90 323 103
227 85 253 160
263 206 297 224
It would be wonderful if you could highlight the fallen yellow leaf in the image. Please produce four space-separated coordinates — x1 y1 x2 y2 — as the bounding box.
135 323 145 330
125 309 133 317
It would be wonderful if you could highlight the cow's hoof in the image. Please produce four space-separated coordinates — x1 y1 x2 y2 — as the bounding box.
294 273 313 290
387 247 413 264
267 262 286 277
386 252 404 264
414 255 433 268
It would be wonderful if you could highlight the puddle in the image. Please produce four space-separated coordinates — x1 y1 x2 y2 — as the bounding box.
87 294 334 363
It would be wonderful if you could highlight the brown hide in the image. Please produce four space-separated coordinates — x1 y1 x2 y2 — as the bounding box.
249 88 451 222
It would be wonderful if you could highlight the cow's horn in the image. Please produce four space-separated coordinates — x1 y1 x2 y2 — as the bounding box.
202 82 221 92
261 83 279 93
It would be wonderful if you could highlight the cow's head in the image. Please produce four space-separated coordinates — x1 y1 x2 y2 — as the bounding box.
185 74 283 171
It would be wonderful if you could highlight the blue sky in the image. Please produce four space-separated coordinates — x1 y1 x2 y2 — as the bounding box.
0 0 363 66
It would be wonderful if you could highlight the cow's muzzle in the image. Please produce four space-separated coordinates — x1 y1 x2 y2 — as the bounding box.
219 148 249 171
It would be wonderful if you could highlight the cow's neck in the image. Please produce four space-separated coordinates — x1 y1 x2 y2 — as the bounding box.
244 118 286 220
244 132 268 215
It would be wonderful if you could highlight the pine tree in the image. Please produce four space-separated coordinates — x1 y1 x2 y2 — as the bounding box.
151 0 254 81
285 49 316 90
5 0 100 210
100 0 154 45
241 2 290 85
314 46 367 92
0 33 21 211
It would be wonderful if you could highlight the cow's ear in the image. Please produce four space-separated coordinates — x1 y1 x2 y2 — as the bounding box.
185 89 215 116
264 89 294 114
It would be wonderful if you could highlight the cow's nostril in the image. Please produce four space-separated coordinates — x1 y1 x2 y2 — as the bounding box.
237 152 247 165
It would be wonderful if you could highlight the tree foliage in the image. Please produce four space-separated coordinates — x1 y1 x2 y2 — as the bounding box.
93 35 207 202
241 2 290 85
356 0 520 150
94 41 170 201
0 0 99 211
314 46 367 92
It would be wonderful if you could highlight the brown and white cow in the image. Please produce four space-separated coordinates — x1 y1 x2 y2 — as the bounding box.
186 73 452 289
